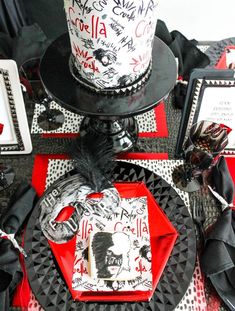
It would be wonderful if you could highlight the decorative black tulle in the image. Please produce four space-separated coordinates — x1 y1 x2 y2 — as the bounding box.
69 132 115 192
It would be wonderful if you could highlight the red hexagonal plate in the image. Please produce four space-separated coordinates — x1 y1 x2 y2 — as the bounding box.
48 182 178 302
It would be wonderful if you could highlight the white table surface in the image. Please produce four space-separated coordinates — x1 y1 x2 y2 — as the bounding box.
158 0 235 41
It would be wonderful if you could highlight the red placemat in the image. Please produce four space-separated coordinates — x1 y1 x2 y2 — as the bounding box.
32 152 169 197
30 152 178 302
13 153 209 310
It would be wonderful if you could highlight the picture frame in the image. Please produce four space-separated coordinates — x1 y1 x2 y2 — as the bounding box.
175 68 235 157
0 60 32 155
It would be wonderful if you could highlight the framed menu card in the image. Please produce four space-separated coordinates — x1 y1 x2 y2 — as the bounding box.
0 60 32 154
175 69 235 157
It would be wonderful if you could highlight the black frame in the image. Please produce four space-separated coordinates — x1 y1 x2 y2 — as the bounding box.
175 68 235 157
0 68 24 152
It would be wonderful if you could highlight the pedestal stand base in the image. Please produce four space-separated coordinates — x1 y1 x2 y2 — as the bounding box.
80 117 138 154
40 33 177 153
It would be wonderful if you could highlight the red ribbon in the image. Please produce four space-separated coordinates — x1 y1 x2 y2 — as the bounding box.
0 123 4 135
11 229 31 309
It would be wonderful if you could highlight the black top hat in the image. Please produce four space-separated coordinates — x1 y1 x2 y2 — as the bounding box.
40 33 177 119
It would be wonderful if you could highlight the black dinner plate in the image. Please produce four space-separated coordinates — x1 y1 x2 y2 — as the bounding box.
24 161 196 311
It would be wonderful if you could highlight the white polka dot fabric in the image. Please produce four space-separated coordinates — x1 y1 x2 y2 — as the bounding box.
31 102 158 134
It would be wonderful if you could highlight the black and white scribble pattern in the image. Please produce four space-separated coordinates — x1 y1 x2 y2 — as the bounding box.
64 0 159 89
72 195 152 292
93 49 117 67
139 244 152 262
39 174 120 243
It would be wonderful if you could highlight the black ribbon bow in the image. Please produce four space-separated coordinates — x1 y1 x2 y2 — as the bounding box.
201 156 235 310
0 183 37 311
155 20 210 109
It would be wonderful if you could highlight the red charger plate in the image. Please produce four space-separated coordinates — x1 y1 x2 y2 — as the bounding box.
47 181 178 302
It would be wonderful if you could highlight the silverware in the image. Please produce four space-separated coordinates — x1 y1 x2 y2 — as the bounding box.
192 197 206 246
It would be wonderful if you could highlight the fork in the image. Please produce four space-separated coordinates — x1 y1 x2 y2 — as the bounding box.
192 197 206 247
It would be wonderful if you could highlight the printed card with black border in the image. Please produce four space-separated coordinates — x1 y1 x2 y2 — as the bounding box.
0 60 32 154
175 69 235 157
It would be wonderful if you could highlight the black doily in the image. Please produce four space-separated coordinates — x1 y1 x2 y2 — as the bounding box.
24 161 196 311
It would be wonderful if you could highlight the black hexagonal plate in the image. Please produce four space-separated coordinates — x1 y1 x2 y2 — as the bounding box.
25 161 196 311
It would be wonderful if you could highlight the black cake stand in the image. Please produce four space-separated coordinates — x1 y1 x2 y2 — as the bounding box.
40 33 177 153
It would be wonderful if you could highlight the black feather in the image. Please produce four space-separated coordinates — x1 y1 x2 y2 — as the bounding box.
68 131 115 192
